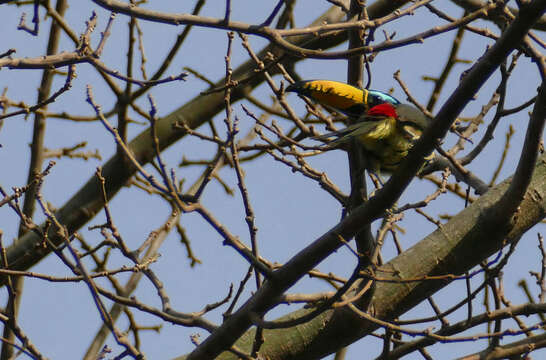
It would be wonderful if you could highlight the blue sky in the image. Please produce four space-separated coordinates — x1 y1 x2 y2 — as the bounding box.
0 1 545 359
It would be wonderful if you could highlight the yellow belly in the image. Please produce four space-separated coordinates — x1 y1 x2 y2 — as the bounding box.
356 117 416 172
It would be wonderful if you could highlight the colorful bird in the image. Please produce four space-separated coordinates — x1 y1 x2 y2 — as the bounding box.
286 79 433 174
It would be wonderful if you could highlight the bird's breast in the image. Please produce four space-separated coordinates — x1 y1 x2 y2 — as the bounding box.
357 117 417 172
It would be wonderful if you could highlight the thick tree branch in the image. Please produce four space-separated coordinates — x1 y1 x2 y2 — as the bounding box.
172 153 546 360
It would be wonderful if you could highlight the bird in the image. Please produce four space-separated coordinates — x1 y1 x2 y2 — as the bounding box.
286 79 433 174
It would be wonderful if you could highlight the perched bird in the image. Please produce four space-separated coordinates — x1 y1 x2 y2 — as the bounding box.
286 79 433 174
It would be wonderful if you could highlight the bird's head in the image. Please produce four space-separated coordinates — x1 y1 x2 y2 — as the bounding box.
367 103 431 141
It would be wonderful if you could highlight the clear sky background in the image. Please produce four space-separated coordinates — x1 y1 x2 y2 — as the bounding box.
0 1 545 359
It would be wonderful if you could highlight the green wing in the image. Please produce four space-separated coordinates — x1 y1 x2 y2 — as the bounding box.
313 116 392 148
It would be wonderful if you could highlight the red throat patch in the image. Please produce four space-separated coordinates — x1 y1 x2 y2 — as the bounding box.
367 103 397 118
